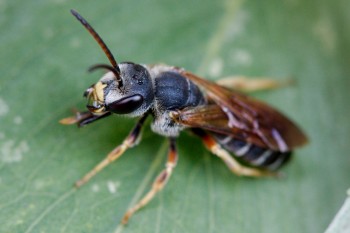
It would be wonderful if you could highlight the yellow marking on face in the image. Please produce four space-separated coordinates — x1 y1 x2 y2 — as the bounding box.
93 107 106 114
94 81 107 102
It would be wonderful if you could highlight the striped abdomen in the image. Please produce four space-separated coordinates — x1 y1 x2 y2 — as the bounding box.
213 134 291 170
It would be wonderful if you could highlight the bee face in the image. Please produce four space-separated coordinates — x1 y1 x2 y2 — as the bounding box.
84 81 107 114
85 62 155 117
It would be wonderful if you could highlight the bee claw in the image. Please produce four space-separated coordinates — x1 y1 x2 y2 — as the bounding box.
121 213 131 225
59 116 79 125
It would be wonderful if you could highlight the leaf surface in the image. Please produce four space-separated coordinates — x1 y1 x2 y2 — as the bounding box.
0 0 349 232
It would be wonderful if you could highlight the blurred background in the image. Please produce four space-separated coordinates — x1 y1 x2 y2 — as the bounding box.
0 0 349 232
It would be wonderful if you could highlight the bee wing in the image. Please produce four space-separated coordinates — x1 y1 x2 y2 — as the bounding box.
172 104 270 149
178 71 308 152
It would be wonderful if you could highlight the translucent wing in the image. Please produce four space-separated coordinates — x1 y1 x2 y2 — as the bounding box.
176 71 308 152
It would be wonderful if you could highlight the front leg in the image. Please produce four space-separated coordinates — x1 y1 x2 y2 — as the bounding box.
60 110 111 127
74 114 148 188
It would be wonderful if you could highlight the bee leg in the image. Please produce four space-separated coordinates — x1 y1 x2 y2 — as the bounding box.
121 137 178 225
74 114 148 188
59 110 111 127
216 76 293 92
195 130 276 177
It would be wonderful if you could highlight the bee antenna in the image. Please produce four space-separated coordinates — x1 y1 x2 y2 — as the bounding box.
70 9 120 74
88 64 123 87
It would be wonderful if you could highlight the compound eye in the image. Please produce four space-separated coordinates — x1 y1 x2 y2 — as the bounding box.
106 94 143 114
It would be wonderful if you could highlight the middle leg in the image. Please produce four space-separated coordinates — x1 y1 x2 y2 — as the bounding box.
121 137 178 224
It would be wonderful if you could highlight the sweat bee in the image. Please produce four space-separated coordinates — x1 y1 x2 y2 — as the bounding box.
61 9 308 224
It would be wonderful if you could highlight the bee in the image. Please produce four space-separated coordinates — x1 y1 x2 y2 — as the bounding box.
61 9 308 224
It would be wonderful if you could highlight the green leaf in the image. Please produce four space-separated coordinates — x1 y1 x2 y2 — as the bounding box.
1 0 349 232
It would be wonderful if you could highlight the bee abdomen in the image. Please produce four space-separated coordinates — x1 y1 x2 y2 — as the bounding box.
213 134 291 170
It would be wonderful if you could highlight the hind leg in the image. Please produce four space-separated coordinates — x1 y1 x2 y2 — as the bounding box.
216 76 292 92
192 129 276 177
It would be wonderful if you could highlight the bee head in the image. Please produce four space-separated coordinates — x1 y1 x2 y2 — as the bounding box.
85 62 154 117
70 10 154 117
